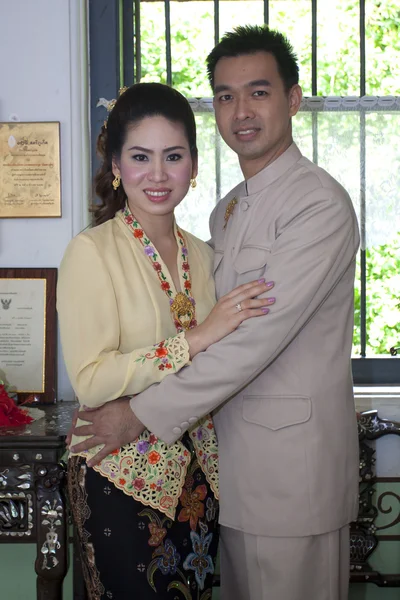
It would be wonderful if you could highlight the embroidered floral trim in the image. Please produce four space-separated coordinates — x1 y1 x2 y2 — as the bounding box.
135 333 190 372
122 205 197 332
79 414 218 519
190 416 219 500
90 431 191 519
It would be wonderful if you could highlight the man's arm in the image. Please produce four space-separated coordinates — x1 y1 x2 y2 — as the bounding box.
131 187 359 444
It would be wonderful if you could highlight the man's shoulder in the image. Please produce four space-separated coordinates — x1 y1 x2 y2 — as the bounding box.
277 155 358 235
295 155 350 200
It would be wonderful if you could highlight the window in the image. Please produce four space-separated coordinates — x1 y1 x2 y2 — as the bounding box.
89 0 400 383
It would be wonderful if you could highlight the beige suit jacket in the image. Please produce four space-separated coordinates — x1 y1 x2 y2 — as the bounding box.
132 143 360 537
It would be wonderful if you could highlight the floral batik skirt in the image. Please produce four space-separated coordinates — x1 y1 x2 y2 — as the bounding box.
68 437 219 600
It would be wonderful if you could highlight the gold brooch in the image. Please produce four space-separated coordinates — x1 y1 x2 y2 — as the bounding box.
223 197 238 229
170 292 195 331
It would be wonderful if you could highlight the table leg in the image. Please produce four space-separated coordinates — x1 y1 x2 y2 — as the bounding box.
34 463 68 600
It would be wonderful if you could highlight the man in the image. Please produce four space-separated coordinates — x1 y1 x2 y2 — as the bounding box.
72 25 360 600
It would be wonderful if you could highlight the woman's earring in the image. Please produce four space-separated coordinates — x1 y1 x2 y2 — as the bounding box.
190 178 197 189
112 174 121 190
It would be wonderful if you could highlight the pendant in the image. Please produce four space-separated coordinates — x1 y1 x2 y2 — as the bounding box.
170 292 195 331
223 197 238 229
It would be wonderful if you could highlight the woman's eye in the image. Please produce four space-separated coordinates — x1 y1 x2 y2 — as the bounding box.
132 154 148 161
167 153 182 162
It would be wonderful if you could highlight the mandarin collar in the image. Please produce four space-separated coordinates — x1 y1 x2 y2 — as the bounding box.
243 143 302 197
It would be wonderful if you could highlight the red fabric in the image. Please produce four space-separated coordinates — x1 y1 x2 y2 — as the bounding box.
0 385 33 427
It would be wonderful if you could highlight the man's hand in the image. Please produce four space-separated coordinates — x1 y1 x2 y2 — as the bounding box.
70 396 145 467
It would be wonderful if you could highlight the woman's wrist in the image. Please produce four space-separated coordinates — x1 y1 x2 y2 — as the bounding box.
184 326 206 359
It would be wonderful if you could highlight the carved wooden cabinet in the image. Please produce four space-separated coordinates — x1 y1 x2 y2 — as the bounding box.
0 402 77 600
350 409 400 587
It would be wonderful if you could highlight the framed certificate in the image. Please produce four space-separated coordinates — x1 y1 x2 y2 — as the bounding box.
0 122 61 218
0 268 57 404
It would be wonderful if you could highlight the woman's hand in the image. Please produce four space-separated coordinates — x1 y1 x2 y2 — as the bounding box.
185 279 274 358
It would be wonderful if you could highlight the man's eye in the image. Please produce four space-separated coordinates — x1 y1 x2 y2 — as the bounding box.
253 90 268 97
167 153 182 162
132 154 148 161
218 94 232 102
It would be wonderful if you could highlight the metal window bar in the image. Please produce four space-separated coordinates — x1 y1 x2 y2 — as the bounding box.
311 0 317 96
214 0 221 201
214 0 219 46
165 0 172 85
134 0 141 83
119 0 134 88
311 2 319 166
312 112 318 165
263 0 269 26
359 0 367 357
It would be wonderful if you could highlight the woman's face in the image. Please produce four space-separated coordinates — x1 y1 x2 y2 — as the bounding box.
112 115 197 221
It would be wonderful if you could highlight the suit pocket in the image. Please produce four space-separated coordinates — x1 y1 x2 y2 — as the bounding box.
233 246 270 276
242 395 312 430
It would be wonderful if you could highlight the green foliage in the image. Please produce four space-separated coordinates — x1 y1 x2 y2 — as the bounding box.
353 235 400 355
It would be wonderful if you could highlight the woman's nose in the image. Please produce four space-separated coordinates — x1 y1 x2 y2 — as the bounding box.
148 159 168 182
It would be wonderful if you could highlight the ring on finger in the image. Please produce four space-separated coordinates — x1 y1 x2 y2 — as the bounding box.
235 302 243 312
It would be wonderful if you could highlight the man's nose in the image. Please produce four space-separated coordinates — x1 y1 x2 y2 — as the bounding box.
234 96 255 121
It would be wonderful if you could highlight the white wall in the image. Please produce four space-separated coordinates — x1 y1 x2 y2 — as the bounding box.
0 0 89 401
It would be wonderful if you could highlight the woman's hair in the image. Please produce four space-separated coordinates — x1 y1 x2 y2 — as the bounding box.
92 82 197 226
206 25 299 92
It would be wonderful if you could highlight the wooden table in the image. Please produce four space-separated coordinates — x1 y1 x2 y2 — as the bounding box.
0 402 77 600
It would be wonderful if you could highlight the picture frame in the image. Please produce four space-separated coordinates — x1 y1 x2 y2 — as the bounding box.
0 268 57 405
0 122 61 218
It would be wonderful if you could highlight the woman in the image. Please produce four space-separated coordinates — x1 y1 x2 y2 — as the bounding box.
57 83 274 599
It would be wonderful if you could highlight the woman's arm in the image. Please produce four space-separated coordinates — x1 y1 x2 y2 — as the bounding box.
57 235 192 408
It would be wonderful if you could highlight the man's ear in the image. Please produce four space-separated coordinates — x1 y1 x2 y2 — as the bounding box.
288 84 302 117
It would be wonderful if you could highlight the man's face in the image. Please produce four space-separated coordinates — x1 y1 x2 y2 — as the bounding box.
213 51 302 179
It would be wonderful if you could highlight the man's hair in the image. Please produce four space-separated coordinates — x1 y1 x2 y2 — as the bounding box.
206 25 299 92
